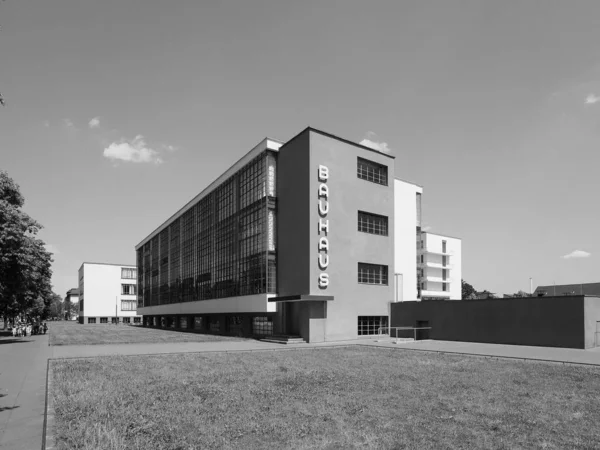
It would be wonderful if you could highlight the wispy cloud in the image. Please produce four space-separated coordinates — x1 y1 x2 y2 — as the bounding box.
359 131 392 153
561 250 591 259
584 94 600 105
88 117 100 128
103 135 163 165
163 144 178 152
63 118 75 129
422 225 432 232
44 243 60 255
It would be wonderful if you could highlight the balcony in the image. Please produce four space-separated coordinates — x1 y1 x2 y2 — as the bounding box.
419 247 454 256
425 276 452 283
420 290 451 298
418 261 454 270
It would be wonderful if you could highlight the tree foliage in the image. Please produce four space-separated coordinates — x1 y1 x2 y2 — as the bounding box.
461 279 477 300
0 170 54 321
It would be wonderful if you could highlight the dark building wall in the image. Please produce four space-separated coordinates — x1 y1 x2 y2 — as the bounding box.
391 296 587 349
276 130 311 296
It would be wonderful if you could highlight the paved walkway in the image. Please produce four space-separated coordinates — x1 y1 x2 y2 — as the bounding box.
2 333 600 450
0 332 51 450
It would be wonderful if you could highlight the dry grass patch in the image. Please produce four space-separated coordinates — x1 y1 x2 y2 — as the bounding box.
50 347 600 449
49 321 244 346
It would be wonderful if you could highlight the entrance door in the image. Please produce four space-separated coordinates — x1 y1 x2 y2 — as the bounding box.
416 320 430 340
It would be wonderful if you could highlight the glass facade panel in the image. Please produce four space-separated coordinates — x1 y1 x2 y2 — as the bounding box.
357 316 388 335
137 151 277 308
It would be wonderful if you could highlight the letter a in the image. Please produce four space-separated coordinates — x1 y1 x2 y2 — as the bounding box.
318 237 329 251
318 183 329 198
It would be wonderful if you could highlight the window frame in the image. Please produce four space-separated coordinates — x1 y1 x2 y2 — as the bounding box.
357 263 389 286
357 157 388 186
357 211 389 236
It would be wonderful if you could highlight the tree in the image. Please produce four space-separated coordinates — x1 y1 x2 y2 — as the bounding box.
0 171 54 325
48 293 64 320
461 279 477 300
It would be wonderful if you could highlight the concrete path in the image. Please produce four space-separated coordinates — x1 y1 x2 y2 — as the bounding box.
2 333 600 450
360 339 600 366
0 332 51 450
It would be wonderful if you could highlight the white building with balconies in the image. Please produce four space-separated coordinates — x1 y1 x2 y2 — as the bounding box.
418 232 461 300
394 179 462 301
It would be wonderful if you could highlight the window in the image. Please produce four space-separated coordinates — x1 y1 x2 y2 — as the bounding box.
442 240 447 253
252 316 273 336
358 263 388 285
111 317 119 324
121 268 137 279
122 317 131 324
193 317 203 330
358 211 388 236
100 317 108 324
88 317 96 324
357 157 388 186
133 317 141 324
121 300 137 311
228 316 243 335
209 318 220 333
358 316 389 335
121 284 137 295
180 317 188 329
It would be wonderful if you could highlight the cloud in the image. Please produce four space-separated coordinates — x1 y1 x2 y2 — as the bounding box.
584 94 600 105
163 144 178 152
63 118 75 129
88 117 100 128
561 250 591 259
421 226 432 232
103 135 163 165
359 131 392 153
44 244 60 255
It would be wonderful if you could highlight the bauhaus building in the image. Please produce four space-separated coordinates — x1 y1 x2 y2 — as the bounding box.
136 127 461 342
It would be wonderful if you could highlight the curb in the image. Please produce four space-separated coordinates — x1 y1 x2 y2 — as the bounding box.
42 359 55 450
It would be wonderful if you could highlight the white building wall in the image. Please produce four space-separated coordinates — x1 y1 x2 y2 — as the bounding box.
394 179 422 302
421 233 462 300
80 263 139 319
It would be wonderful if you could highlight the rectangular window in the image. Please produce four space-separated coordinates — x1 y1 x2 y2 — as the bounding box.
442 240 447 253
357 157 388 186
179 317 188 329
121 268 137 279
133 317 141 324
193 316 203 330
228 316 243 335
358 263 388 285
358 211 388 236
100 317 108 324
111 317 119 324
357 316 389 336
122 317 131 324
252 316 273 336
121 284 137 295
88 317 96 324
121 300 137 311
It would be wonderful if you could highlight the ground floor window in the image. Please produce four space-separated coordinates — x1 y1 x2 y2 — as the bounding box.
180 317 188 329
88 318 96 324
122 317 131 324
100 317 108 324
252 316 273 336
111 317 119 324
209 318 220 333
357 316 389 336
134 317 141 324
228 316 243 335
194 316 203 330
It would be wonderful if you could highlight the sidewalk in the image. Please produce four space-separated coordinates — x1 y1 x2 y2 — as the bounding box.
0 333 51 450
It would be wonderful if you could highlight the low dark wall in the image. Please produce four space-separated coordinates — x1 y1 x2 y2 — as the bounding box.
391 296 586 349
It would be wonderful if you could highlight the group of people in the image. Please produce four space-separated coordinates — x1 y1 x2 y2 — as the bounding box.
11 322 47 337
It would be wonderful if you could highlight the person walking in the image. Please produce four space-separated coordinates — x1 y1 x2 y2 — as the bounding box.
43 323 48 334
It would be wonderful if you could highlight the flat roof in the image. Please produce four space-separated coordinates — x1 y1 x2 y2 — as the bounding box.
135 137 283 249
79 262 137 271
394 176 423 188
422 231 462 241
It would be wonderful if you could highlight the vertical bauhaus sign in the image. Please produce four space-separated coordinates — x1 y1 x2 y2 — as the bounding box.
317 165 329 288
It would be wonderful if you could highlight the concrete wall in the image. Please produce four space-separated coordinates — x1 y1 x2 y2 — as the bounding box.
276 130 311 296
308 130 395 341
391 296 589 349
584 297 600 349
394 179 421 302
81 263 139 319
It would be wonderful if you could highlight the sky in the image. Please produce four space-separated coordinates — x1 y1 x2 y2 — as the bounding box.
1 0 599 297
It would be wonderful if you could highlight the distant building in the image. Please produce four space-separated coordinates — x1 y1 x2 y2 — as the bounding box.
64 288 79 320
78 262 141 324
533 283 600 297
417 232 462 300
476 291 498 300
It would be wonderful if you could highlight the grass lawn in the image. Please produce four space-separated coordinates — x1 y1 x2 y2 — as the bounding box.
50 347 600 449
48 321 245 346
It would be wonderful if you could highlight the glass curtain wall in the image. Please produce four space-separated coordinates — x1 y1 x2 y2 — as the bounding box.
137 150 277 307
